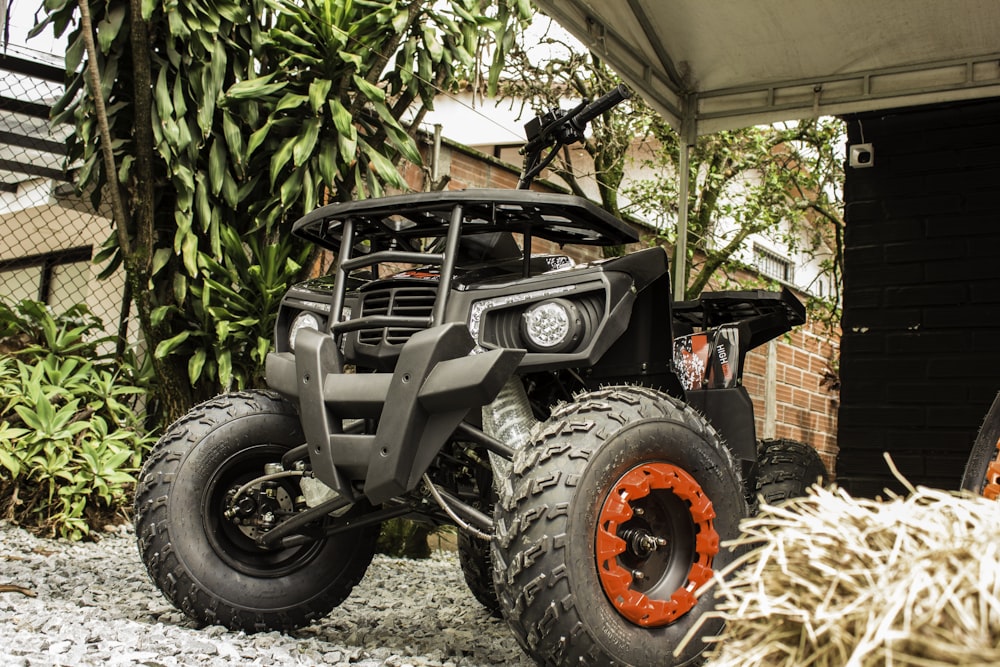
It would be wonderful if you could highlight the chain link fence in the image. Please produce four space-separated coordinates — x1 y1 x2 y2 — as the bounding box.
0 54 130 349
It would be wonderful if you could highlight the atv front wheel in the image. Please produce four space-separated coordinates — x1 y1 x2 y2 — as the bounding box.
134 390 379 632
493 386 747 666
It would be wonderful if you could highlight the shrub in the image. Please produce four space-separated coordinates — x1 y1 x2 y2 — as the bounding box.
0 300 153 539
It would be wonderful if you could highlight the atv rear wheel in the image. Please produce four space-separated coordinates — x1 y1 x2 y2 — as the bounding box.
755 439 829 506
493 386 747 666
458 530 501 616
134 390 379 632
457 458 502 616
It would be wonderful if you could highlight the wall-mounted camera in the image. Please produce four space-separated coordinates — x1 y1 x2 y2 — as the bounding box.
849 143 874 168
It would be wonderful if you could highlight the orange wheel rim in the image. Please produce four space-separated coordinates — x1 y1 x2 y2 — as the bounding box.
595 462 719 627
984 436 1000 500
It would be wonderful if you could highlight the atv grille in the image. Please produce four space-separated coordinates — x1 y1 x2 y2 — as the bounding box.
357 285 437 345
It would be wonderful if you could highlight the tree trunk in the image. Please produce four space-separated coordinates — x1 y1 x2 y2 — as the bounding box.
127 0 192 423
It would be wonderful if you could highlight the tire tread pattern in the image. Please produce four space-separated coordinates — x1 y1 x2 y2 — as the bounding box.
493 385 743 666
134 390 373 633
755 438 829 505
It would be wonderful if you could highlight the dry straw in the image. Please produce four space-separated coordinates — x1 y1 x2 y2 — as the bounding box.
692 467 1000 666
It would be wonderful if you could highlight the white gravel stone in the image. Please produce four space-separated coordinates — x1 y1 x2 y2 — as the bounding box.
0 521 533 666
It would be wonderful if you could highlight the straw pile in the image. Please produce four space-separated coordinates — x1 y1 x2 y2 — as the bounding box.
697 482 1000 666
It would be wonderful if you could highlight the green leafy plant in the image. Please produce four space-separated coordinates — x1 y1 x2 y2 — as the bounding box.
34 0 531 424
0 300 153 540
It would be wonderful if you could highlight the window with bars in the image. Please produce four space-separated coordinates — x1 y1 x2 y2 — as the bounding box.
754 244 794 283
0 246 92 312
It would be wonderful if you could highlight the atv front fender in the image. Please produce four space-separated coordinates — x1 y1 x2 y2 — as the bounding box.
265 323 523 505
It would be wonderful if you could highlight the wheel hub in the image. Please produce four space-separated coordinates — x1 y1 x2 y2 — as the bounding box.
595 462 720 627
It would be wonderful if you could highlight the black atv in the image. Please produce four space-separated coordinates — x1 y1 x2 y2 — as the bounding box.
135 86 825 666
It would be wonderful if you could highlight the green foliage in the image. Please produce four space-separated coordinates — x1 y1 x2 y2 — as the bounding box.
0 301 153 540
35 0 530 422
376 518 434 559
627 118 846 305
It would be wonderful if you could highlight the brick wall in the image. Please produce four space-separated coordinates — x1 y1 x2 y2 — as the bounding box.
839 99 1000 495
409 135 841 474
742 321 840 473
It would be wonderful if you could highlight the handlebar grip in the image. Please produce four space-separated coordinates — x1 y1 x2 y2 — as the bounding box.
572 84 632 129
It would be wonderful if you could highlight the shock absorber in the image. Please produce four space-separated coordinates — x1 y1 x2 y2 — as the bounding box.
482 376 539 500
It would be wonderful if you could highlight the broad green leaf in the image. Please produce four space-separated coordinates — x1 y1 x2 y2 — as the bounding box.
352 75 385 103
154 330 191 360
308 79 332 113
301 164 315 211
317 139 340 185
293 117 320 167
275 93 309 113
167 7 191 38
245 122 271 161
218 350 232 389
222 113 244 170
269 136 297 186
117 154 134 183
391 8 409 33
270 28 314 50
96 5 127 53
150 304 172 327
188 348 207 384
255 336 271 364
154 68 173 118
221 172 239 210
181 232 199 277
173 272 187 304
279 168 304 208
227 77 286 100
65 32 85 73
151 248 173 277
338 126 357 161
361 141 406 190
337 50 363 70
422 25 443 62
0 449 20 478
195 174 212 232
209 139 227 196
328 98 353 135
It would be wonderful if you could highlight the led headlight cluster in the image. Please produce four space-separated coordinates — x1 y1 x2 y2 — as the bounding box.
288 311 321 351
287 306 351 351
521 298 583 353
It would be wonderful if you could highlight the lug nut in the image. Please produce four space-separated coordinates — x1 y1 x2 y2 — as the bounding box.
632 570 645 582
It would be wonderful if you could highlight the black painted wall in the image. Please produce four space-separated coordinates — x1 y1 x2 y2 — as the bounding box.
839 99 1000 496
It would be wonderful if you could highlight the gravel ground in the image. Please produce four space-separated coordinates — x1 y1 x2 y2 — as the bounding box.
0 522 533 667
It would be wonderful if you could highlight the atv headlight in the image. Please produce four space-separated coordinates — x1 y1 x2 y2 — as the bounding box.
521 299 582 353
289 311 322 351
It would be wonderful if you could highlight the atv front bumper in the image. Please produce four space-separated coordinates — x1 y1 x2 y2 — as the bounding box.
265 323 523 505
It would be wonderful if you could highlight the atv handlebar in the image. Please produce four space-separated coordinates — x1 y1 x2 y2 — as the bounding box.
517 85 633 189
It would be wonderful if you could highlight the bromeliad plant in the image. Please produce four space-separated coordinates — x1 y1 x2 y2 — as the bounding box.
0 301 153 540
